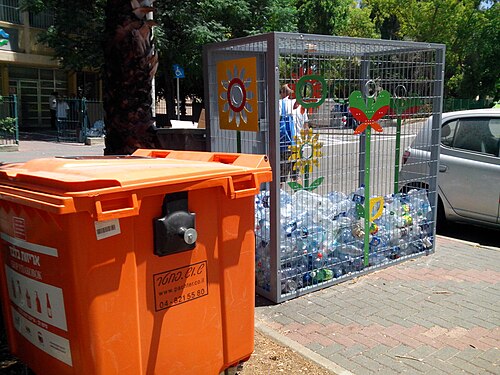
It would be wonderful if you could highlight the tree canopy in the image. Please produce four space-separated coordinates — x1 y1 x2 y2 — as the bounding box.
23 0 499 102
365 0 499 98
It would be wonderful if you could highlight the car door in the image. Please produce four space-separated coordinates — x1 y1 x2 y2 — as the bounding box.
439 115 500 224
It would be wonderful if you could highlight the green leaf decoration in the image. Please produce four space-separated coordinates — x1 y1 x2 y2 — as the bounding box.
288 181 303 192
355 203 365 219
390 96 423 116
305 177 324 191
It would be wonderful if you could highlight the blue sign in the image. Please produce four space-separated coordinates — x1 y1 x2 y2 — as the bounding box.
173 64 185 79
0 29 9 47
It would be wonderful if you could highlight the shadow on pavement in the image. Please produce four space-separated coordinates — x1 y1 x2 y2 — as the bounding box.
18 130 59 142
256 294 275 307
437 222 499 248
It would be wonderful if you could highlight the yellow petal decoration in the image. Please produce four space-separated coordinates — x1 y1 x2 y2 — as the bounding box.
289 128 323 174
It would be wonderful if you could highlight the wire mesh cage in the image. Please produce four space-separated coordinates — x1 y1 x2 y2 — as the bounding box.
204 32 445 303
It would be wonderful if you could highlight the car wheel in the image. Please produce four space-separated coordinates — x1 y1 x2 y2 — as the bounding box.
436 196 448 231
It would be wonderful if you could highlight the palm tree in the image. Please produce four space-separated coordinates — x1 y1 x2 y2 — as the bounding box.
103 0 159 154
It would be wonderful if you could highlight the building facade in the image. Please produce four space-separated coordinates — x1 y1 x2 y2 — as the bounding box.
0 0 99 129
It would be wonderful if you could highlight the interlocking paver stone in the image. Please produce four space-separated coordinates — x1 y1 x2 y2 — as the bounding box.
256 234 499 374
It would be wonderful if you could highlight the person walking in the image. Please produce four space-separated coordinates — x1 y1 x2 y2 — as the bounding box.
49 91 58 129
56 97 69 131
279 84 298 185
279 84 309 186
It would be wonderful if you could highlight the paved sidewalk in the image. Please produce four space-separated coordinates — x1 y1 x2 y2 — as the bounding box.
255 236 499 374
1 136 104 164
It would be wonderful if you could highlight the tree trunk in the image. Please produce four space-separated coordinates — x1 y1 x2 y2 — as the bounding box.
103 0 160 155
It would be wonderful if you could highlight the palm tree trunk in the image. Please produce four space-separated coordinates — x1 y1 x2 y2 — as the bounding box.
103 0 159 155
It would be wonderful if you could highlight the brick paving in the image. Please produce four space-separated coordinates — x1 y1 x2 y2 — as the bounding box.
256 236 500 374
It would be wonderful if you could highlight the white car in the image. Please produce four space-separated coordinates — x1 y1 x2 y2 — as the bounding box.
399 109 500 229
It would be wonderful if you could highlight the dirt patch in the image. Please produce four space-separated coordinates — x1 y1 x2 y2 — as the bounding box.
1 328 332 375
237 329 333 375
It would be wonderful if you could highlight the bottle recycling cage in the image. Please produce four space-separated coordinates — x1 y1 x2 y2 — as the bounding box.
203 32 446 303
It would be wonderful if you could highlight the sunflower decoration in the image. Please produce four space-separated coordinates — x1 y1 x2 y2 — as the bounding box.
219 66 254 126
288 128 324 192
217 57 258 132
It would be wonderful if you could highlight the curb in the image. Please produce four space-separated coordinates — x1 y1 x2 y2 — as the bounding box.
0 144 18 152
254 320 355 375
436 234 500 251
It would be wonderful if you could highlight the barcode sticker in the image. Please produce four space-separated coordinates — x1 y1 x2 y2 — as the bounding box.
94 219 121 240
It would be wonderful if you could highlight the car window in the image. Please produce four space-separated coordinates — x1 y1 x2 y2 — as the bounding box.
489 119 500 138
451 117 500 156
441 120 457 147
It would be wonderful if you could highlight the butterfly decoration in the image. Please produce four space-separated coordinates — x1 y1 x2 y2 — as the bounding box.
348 90 391 135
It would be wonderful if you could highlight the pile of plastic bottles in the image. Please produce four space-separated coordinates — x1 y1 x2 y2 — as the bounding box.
255 187 434 294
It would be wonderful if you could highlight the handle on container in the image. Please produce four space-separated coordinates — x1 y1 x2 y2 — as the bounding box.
228 174 260 199
0 186 76 214
94 193 140 221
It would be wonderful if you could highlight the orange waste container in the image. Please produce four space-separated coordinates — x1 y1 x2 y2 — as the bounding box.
0 149 272 375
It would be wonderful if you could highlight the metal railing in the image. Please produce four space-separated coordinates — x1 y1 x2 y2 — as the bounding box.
0 0 53 28
0 95 18 146
56 98 104 143
29 11 54 29
443 98 495 112
0 0 21 24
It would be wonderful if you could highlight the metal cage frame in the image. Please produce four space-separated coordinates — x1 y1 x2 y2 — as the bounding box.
204 32 445 303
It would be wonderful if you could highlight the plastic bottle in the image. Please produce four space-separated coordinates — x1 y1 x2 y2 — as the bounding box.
284 221 298 238
11 278 16 298
280 267 303 293
260 217 272 241
350 186 365 205
35 292 42 314
312 250 326 270
328 257 344 278
46 293 52 319
280 244 295 267
26 289 31 309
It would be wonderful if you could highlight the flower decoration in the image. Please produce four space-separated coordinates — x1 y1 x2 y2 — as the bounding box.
290 129 322 173
289 68 325 113
220 66 255 127
287 128 324 192
217 57 258 132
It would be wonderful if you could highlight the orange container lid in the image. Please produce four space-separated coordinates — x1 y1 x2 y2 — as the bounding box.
0 150 272 219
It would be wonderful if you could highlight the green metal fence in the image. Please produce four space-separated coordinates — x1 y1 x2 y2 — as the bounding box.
0 95 19 146
443 98 495 112
56 98 104 143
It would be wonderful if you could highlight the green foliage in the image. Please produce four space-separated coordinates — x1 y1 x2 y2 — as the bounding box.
22 0 105 72
21 0 498 106
154 0 298 101
0 96 16 134
297 0 351 35
0 117 16 134
341 3 379 38
364 0 499 99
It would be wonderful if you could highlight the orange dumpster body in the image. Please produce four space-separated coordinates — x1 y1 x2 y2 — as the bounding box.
0 150 272 375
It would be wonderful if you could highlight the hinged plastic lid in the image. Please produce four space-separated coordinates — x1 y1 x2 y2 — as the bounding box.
0 150 272 220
